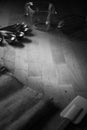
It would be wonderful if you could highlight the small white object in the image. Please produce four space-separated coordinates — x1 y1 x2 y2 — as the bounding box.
46 21 49 25
60 95 87 124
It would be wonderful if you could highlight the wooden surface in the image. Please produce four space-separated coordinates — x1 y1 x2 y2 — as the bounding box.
0 1 87 130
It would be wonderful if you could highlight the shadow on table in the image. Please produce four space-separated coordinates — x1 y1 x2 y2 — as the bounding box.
20 99 60 130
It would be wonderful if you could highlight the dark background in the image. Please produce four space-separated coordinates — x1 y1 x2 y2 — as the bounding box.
1 0 87 16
